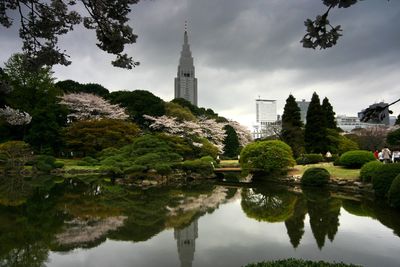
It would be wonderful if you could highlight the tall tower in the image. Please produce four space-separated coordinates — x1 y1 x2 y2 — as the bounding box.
175 22 198 106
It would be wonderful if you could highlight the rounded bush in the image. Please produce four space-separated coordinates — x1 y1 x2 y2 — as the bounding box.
339 150 376 169
301 167 330 187
35 155 57 172
53 161 65 169
296 153 324 165
372 163 400 197
240 140 295 175
123 164 146 174
360 161 382 183
388 174 400 208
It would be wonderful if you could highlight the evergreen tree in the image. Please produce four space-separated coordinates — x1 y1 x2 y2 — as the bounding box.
223 125 240 158
396 114 400 125
281 94 304 157
304 92 327 153
321 97 336 129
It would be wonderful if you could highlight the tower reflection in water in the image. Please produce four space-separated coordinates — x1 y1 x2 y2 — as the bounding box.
174 219 198 267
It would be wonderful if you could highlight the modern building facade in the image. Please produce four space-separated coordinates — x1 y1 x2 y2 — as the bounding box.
175 25 198 106
296 99 310 124
253 99 279 139
336 115 385 132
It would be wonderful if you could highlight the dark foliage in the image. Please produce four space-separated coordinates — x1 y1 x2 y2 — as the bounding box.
108 90 165 128
245 258 359 267
305 92 327 153
296 153 325 165
281 94 304 157
56 80 110 97
322 97 336 129
372 163 400 198
359 161 382 183
0 0 139 69
388 174 400 209
223 125 240 158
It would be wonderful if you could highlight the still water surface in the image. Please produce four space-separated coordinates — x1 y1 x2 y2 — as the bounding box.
1 175 400 267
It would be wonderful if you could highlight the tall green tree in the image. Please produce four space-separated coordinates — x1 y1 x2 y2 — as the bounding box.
223 125 240 158
305 92 328 153
321 97 336 129
281 94 304 157
396 114 400 125
108 90 165 128
3 54 67 154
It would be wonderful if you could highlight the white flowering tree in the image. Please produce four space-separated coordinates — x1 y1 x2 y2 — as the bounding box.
60 93 128 121
0 106 32 125
144 115 227 153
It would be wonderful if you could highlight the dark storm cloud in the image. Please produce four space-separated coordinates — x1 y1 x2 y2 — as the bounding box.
1 0 399 127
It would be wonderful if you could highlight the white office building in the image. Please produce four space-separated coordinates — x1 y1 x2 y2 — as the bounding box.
253 99 279 139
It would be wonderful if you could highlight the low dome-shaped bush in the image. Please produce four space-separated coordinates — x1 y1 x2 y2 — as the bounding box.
372 163 400 197
339 150 376 169
240 140 295 176
388 174 400 209
296 153 324 165
301 167 330 187
360 161 382 183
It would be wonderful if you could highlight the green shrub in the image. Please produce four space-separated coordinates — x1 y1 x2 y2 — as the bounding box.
372 163 400 197
301 167 330 187
154 163 172 176
53 161 65 169
339 150 376 169
388 174 400 208
34 155 57 172
296 153 324 165
333 156 342 166
240 140 295 175
244 258 360 267
360 161 382 183
123 164 147 174
82 156 99 165
180 159 214 176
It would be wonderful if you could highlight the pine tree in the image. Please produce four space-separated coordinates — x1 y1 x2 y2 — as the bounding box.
305 92 327 153
321 97 336 129
281 94 304 157
396 114 400 125
223 125 240 158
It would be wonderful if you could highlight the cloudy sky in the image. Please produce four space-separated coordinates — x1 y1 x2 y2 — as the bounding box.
1 0 400 129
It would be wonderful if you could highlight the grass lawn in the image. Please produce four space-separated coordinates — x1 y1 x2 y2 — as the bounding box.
56 158 102 171
219 160 240 167
288 162 360 180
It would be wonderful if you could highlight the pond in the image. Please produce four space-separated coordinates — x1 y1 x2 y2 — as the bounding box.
0 175 400 267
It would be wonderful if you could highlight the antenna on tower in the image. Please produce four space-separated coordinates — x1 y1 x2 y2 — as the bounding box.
184 20 188 31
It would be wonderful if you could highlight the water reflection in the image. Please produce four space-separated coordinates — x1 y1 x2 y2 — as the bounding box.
0 176 400 267
174 219 198 267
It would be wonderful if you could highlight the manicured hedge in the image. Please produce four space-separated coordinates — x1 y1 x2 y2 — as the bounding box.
35 155 64 172
388 174 400 208
372 163 400 197
339 150 376 169
296 153 324 165
244 258 361 267
240 140 295 175
301 167 330 187
359 161 382 183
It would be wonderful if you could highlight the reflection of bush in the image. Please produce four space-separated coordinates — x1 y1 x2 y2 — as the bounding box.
244 258 361 267
241 187 297 222
302 187 341 249
388 174 400 208
342 200 376 218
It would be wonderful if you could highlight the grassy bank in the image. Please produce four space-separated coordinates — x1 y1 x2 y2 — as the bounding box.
289 162 360 180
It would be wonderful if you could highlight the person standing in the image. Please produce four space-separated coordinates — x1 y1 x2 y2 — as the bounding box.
373 150 379 159
382 147 392 164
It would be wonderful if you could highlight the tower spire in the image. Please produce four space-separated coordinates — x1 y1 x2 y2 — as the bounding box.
184 21 188 45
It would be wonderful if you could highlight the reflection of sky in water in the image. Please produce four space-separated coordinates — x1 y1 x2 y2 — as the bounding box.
48 199 400 267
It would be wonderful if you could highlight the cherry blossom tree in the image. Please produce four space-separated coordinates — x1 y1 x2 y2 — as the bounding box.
0 105 32 125
60 92 128 121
